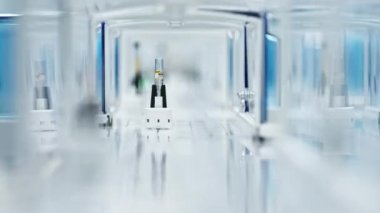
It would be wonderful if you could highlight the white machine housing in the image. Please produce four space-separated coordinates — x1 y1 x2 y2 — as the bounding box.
145 97 172 129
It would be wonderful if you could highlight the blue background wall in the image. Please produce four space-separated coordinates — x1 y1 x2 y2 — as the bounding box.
0 18 16 116
96 23 105 113
266 34 279 108
345 31 365 97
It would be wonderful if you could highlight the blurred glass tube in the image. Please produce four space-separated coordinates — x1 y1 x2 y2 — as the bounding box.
34 61 50 110
154 58 164 96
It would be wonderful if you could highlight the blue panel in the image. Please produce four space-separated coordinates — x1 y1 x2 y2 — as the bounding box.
96 23 106 113
345 32 365 96
265 34 279 108
243 24 249 89
261 13 269 123
0 19 16 116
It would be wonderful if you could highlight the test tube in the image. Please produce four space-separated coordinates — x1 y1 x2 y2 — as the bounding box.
34 61 50 110
154 58 164 96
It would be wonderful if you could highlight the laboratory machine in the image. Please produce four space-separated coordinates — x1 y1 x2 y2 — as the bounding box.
145 58 172 129
0 0 380 213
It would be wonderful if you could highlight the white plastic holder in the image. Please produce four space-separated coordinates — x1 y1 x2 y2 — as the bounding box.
145 108 173 129
30 110 58 153
30 109 57 132
35 98 49 110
